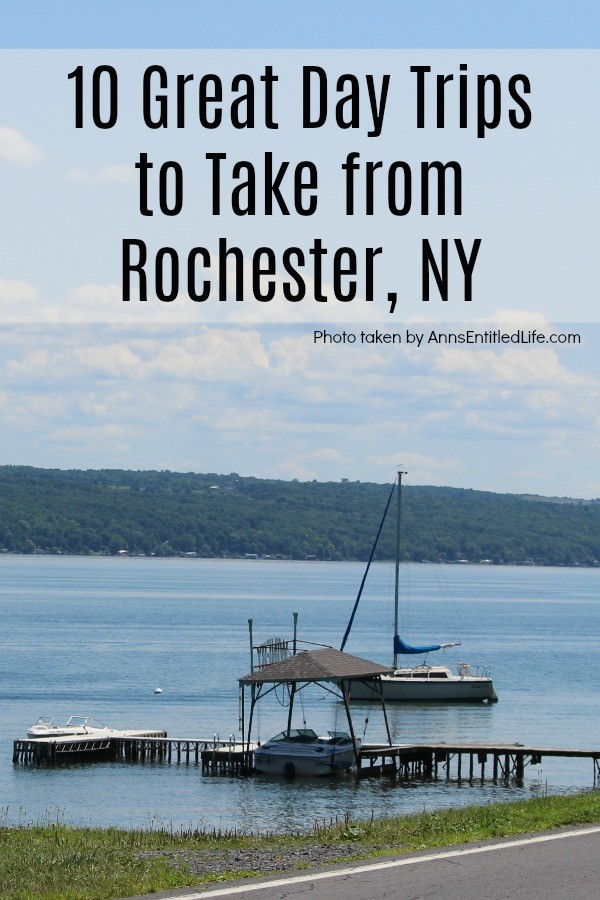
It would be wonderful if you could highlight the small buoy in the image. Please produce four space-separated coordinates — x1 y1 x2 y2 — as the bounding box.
154 687 163 694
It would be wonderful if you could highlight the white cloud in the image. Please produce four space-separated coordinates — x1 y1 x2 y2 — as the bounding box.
3 328 271 386
2 392 70 429
269 461 317 481
147 331 269 381
48 422 132 453
474 308 552 328
212 407 276 432
310 447 342 462
374 452 460 485
72 342 143 378
68 164 136 185
0 277 39 303
464 411 516 436
63 284 126 322
4 348 50 380
81 393 110 417
0 322 598 497
434 346 585 388
0 126 44 166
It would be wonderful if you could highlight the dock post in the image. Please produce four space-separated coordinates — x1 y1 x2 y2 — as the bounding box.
479 753 487 780
340 680 361 771
424 752 433 777
516 754 524 780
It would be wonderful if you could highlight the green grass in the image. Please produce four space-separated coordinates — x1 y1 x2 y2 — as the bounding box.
1 792 599 899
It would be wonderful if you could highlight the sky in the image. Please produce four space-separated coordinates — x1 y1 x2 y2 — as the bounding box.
0 2 599 498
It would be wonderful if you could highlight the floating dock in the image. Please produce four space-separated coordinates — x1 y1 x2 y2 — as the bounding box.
12 730 167 765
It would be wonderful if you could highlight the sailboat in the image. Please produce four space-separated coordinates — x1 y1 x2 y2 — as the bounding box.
344 471 498 703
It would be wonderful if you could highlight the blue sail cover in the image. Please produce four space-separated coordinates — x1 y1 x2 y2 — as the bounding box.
394 635 442 655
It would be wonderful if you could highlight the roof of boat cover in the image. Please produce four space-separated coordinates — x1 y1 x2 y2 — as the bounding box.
239 647 394 685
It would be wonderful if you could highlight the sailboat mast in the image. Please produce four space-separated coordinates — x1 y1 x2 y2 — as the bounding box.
393 469 406 669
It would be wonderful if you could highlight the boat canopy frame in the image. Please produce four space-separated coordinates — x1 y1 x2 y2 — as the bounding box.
238 647 395 768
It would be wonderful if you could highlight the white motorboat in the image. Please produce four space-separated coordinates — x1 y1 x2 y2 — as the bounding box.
27 715 114 739
252 728 359 777
344 470 498 703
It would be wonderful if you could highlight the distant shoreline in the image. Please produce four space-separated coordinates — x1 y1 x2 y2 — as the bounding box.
1 549 597 569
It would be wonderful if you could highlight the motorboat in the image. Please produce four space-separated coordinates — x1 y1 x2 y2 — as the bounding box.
343 470 498 703
27 715 114 739
252 728 359 777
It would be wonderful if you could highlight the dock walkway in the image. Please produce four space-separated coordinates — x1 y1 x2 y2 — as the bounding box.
12 732 250 768
13 734 600 783
114 736 254 769
357 741 600 782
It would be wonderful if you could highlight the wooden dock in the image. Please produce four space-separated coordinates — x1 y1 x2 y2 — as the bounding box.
115 736 254 770
12 730 167 765
199 740 600 782
12 732 251 769
13 734 600 784
356 742 600 782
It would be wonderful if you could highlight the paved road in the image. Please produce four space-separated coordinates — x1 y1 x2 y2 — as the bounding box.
127 824 600 900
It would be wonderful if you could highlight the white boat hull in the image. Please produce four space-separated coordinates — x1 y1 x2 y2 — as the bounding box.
252 729 358 777
349 669 498 703
253 746 355 777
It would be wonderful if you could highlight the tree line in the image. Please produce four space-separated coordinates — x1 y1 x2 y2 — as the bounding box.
0 465 598 567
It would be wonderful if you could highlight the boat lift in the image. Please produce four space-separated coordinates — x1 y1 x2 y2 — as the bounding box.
238 618 396 770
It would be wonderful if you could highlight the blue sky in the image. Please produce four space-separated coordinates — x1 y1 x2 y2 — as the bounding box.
0 3 599 498
1 2 599 49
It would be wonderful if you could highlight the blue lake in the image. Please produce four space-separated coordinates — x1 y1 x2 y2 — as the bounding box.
1 556 598 833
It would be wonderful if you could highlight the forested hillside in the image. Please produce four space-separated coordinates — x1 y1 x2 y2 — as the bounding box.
0 466 598 566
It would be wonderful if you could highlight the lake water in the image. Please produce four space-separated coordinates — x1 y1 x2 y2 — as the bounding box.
1 556 598 833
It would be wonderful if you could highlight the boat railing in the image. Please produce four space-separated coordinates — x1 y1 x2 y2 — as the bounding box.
457 662 492 678
475 664 492 678
457 663 492 678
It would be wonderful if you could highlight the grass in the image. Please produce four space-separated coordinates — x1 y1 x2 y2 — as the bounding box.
0 791 599 899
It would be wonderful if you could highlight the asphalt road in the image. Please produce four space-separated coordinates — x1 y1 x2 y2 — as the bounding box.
129 824 600 900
